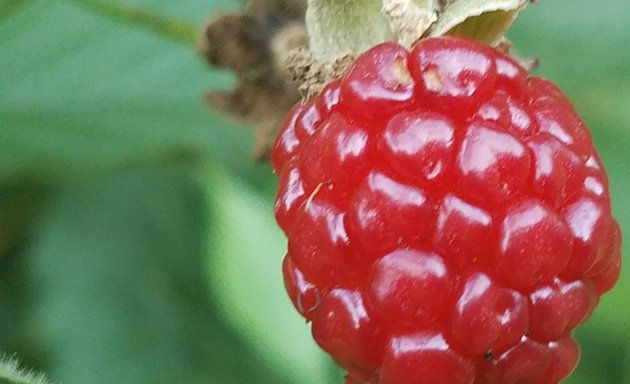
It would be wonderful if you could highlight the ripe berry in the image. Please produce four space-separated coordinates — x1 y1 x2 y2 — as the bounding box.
273 36 621 384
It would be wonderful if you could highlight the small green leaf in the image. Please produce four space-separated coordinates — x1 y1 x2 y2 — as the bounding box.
203 169 332 384
430 0 529 46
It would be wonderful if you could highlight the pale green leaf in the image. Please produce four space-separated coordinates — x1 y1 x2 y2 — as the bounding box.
430 0 529 46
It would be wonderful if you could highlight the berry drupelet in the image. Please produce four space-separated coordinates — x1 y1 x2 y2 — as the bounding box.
273 36 621 384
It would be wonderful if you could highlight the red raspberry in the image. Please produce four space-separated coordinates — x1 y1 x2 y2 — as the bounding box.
273 36 621 384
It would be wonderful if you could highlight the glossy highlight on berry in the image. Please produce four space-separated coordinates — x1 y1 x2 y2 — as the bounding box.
273 36 621 384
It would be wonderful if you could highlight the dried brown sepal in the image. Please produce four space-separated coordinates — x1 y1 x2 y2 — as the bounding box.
199 0 307 161
287 48 357 100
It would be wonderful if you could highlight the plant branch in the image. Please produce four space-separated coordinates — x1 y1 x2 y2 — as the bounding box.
0 0 29 22
65 0 197 44
0 355 53 384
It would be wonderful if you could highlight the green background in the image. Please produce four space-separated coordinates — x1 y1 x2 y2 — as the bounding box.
0 0 628 383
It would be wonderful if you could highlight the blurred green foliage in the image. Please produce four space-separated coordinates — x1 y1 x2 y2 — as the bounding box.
0 0 628 383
